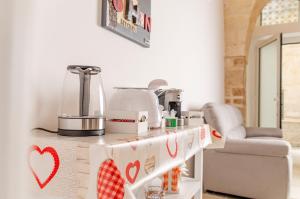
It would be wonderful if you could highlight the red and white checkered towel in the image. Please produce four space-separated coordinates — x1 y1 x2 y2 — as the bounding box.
97 159 125 199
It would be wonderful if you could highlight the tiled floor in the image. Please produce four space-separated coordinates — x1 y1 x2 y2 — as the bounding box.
291 168 300 199
203 148 300 199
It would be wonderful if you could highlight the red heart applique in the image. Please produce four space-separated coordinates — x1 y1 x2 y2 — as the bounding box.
166 135 178 158
28 145 60 189
125 160 140 184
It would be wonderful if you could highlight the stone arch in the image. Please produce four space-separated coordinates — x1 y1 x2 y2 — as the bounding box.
224 0 270 118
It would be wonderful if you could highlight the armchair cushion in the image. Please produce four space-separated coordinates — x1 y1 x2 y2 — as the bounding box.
203 103 246 139
215 138 291 157
246 127 283 138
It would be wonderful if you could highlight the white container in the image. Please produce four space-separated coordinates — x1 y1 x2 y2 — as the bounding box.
182 111 204 126
106 111 148 135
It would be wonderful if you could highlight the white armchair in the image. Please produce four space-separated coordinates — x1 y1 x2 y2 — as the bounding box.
202 103 292 199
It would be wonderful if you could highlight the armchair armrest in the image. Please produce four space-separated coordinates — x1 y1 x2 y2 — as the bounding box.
216 138 290 157
246 127 283 138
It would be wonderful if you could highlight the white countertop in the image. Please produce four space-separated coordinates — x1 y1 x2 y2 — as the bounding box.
31 125 206 147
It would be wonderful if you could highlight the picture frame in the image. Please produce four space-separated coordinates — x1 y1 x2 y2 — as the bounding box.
102 0 151 47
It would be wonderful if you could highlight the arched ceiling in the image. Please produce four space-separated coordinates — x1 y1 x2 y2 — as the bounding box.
224 0 270 58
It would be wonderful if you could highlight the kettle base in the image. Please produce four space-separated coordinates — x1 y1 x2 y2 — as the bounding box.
58 129 105 137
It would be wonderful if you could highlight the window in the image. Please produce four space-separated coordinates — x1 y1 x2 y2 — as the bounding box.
261 0 300 26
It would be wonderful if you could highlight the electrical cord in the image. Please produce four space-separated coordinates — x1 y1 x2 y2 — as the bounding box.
32 127 58 134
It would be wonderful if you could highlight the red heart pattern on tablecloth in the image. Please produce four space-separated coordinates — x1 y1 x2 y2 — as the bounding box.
97 159 125 199
125 160 140 184
166 135 178 158
212 130 222 139
28 145 60 189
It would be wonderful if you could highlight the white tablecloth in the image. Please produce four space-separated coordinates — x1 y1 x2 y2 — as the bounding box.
28 125 222 199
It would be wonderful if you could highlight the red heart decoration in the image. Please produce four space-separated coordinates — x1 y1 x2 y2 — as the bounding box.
166 135 178 158
97 159 125 199
212 130 222 139
28 145 60 189
125 160 140 184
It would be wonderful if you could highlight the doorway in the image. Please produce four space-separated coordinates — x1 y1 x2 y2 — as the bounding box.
281 34 300 145
257 35 282 128
257 33 300 145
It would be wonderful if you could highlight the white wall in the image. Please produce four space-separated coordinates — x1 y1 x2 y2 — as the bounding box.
29 0 224 130
0 0 223 197
0 0 36 197
0 1 13 197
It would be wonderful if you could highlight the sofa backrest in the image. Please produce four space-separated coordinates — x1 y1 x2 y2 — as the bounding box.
202 103 246 139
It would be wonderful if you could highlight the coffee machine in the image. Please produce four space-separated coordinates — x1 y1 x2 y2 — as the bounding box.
155 88 183 117
58 65 106 136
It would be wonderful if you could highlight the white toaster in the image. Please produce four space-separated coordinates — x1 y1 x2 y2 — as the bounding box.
108 88 162 128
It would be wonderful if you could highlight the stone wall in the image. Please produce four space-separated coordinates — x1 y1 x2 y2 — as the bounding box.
225 56 246 116
224 0 270 119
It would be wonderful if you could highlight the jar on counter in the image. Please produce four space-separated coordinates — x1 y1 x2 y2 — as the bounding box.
145 186 165 199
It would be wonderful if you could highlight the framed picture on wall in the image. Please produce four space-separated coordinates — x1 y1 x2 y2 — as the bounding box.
102 0 151 47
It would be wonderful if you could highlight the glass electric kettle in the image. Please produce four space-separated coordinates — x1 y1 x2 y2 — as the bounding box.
58 65 105 136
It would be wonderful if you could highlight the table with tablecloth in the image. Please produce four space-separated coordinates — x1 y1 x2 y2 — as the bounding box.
28 125 223 199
